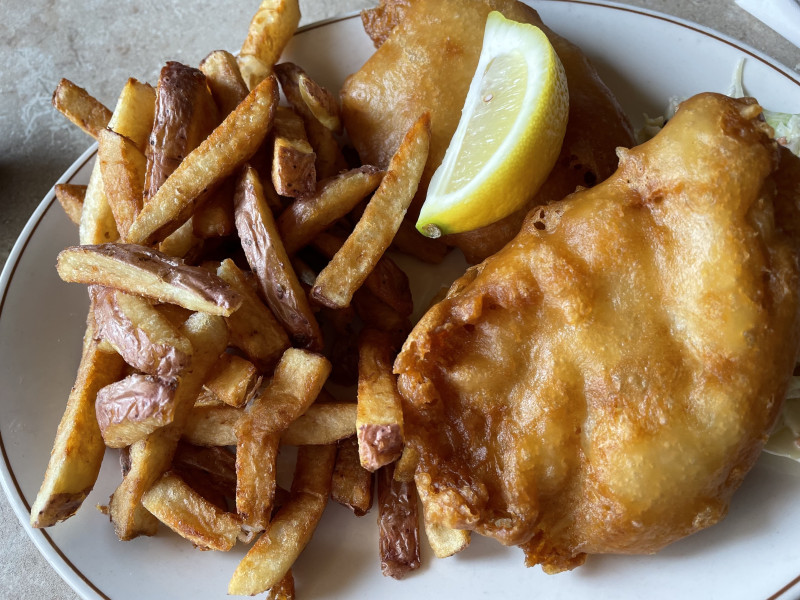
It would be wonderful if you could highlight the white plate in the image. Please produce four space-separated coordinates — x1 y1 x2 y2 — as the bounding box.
3 2 800 599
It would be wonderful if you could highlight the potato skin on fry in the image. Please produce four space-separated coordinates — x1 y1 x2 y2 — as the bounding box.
90 285 192 380
377 463 420 579
96 374 177 448
58 243 242 316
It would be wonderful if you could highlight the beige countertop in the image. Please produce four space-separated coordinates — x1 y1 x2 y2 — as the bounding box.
0 0 797 598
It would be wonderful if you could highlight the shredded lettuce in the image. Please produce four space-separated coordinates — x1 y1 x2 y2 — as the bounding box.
635 58 800 156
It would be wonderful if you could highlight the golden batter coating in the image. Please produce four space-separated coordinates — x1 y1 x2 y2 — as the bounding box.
342 0 634 263
394 93 800 572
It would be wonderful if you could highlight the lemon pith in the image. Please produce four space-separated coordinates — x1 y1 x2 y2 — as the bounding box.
416 11 569 237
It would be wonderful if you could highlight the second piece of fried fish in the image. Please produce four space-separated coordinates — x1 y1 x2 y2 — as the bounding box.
341 0 635 263
394 93 800 572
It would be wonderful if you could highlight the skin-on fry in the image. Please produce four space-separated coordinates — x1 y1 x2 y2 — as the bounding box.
54 183 85 226
52 78 111 140
79 160 119 245
125 74 279 246
277 166 385 255
203 353 260 408
97 128 146 238
298 72 342 134
377 463 421 579
311 232 413 316
310 113 430 309
199 50 249 117
240 0 301 71
30 301 126 528
89 285 192 380
57 243 242 316
144 62 219 202
235 165 323 351
108 78 156 152
271 106 316 197
228 444 336 596
274 63 347 179
142 471 241 551
357 329 405 471
332 436 373 516
216 258 289 371
96 374 177 448
236 348 331 532
108 312 228 540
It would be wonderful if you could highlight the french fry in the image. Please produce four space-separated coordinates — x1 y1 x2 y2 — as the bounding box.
228 444 336 596
311 232 413 316
271 106 316 197
356 329 405 471
54 183 86 226
352 287 412 347
183 404 241 447
275 62 347 180
126 74 279 246
107 78 156 152
281 402 357 445
265 570 295 600
310 113 429 309
52 78 112 140
392 444 419 483
377 463 420 579
173 442 237 496
237 55 271 92
79 160 119 245
216 258 290 371
202 353 260 408
298 71 342 134
277 166 384 255
96 374 177 448
108 312 228 540
423 520 471 559
144 62 219 202
30 301 126 528
158 218 203 260
192 178 236 238
332 436 373 516
199 50 249 117
183 402 355 447
234 165 323 351
142 471 241 551
97 128 146 238
57 243 242 316
240 0 301 72
236 348 331 532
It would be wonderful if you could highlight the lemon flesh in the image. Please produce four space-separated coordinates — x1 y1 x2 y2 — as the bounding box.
417 11 568 237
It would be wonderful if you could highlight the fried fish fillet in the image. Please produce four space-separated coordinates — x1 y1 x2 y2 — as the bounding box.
341 0 635 263
394 93 800 572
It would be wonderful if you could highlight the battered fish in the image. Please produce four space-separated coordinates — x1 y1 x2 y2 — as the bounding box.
394 93 800 572
341 0 635 263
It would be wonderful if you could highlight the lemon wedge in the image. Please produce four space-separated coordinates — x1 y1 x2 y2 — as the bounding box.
416 11 569 237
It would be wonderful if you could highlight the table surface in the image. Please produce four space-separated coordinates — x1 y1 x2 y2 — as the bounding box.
1 0 798 598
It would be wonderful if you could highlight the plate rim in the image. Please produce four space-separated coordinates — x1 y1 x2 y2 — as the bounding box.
2 3 799 599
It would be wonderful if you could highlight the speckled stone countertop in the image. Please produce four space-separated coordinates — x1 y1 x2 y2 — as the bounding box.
0 1 797 598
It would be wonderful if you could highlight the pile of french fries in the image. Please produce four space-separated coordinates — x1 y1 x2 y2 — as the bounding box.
33 0 461 596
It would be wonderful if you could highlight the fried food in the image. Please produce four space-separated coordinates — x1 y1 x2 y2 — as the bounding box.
341 0 634 262
394 93 800 571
